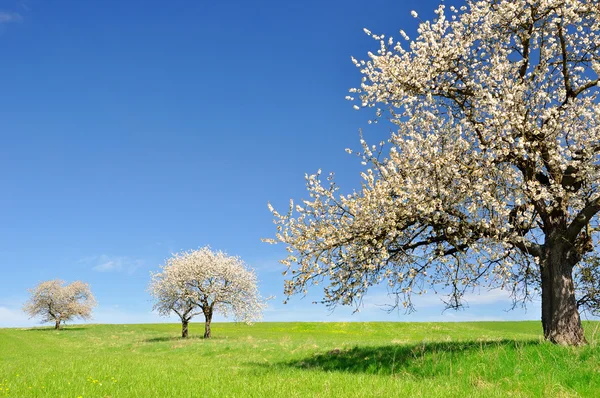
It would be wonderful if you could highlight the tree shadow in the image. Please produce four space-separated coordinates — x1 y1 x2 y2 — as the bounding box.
144 335 226 343
279 339 542 377
24 327 87 332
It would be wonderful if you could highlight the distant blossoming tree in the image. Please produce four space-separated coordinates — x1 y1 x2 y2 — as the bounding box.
150 247 268 338
23 280 96 329
267 0 600 345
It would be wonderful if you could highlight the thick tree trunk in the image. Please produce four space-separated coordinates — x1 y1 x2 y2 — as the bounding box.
181 319 189 338
540 243 587 346
204 312 212 339
54 319 61 330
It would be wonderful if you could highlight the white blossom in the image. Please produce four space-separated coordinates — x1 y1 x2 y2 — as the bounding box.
149 247 269 338
23 280 96 329
267 0 600 346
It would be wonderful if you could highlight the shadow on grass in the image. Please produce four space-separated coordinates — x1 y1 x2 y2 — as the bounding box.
278 339 541 377
144 335 227 343
24 327 87 332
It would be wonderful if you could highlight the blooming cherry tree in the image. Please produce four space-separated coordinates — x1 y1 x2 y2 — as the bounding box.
268 0 600 345
150 247 268 338
23 280 96 329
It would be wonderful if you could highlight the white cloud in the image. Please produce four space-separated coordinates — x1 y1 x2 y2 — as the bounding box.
261 288 541 323
250 258 287 274
83 255 144 274
462 289 515 305
89 306 170 324
0 11 22 24
0 305 177 328
0 306 37 328
85 305 233 325
409 288 515 308
355 288 517 310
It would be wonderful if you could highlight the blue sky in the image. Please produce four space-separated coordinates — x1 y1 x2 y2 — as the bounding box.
0 0 551 327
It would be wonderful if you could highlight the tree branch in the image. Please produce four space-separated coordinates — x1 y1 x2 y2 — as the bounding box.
566 196 600 243
511 238 543 258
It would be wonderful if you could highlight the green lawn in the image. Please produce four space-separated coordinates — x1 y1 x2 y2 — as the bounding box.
1 321 599 397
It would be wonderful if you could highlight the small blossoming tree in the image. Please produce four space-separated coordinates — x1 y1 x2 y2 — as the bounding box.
23 280 96 329
149 247 268 338
267 0 600 346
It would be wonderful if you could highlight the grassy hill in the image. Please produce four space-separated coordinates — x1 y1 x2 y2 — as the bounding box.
1 321 599 397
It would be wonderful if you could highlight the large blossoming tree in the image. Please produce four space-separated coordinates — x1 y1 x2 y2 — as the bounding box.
150 247 268 338
23 280 96 329
268 0 600 345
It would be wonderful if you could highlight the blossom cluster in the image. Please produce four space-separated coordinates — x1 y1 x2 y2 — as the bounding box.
149 247 268 324
268 0 600 311
23 280 96 325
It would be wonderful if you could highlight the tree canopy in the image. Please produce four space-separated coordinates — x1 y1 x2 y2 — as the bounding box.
268 0 600 345
23 279 96 329
150 247 268 338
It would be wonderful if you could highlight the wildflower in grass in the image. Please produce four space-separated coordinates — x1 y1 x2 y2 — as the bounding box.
86 376 101 385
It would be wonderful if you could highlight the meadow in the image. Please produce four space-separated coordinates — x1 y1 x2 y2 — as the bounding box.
1 321 599 397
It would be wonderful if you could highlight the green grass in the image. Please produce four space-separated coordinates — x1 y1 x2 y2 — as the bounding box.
1 321 599 397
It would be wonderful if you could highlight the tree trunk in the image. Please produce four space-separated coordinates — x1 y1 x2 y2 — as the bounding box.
204 312 212 339
54 319 61 330
540 243 587 346
181 319 189 338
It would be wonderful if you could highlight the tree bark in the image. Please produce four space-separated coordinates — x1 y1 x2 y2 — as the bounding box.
181 319 189 338
540 242 587 346
204 311 212 339
54 319 61 330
